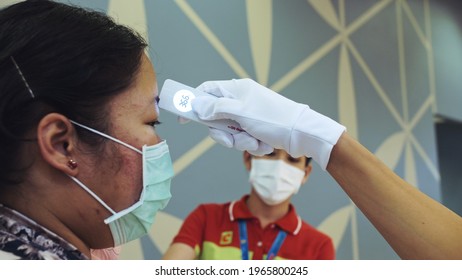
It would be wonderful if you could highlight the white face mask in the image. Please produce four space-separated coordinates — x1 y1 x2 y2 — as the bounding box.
249 158 305 206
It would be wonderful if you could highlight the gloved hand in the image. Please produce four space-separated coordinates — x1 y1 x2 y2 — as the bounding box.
178 116 273 156
207 127 274 156
192 78 346 169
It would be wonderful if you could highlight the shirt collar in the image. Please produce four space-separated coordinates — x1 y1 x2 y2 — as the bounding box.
228 195 302 235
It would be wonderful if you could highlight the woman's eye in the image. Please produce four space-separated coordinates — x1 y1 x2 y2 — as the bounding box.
148 121 162 127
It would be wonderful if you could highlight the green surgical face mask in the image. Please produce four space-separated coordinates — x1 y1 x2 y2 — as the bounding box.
68 121 174 246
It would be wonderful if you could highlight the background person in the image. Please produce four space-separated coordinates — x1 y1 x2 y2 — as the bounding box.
164 149 335 260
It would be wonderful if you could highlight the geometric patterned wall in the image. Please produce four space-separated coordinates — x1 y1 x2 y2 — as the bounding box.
431 1 462 122
60 0 442 259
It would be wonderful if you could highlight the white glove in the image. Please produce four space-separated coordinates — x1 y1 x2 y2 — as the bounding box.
192 78 346 169
207 127 273 156
178 113 273 156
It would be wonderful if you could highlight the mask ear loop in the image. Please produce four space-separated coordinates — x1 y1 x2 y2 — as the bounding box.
10 56 35 99
68 120 145 224
68 175 117 216
69 120 142 155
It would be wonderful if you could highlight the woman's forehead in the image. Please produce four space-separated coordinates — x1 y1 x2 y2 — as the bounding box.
109 58 157 116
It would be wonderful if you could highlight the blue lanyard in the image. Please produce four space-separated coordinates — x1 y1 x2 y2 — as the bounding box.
238 219 287 260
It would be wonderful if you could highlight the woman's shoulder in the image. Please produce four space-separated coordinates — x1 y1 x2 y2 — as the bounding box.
0 204 87 260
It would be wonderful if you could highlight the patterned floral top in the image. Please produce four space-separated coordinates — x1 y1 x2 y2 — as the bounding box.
0 204 87 260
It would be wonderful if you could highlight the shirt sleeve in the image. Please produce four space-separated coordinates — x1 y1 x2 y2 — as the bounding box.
171 204 207 256
317 237 336 260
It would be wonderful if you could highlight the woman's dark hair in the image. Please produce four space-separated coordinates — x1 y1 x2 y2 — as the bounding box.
0 0 147 186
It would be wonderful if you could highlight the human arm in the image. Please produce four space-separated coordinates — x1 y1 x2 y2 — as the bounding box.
163 243 196 260
327 132 462 259
162 205 207 260
192 78 462 259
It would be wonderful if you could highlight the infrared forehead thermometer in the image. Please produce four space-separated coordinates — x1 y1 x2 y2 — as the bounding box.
158 79 244 134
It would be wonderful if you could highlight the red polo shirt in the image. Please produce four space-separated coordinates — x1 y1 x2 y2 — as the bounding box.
172 195 335 260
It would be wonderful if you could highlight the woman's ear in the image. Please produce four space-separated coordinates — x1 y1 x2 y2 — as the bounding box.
36 113 78 176
243 151 252 171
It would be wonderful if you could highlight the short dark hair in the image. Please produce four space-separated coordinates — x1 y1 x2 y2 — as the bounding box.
305 157 312 166
0 0 147 186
